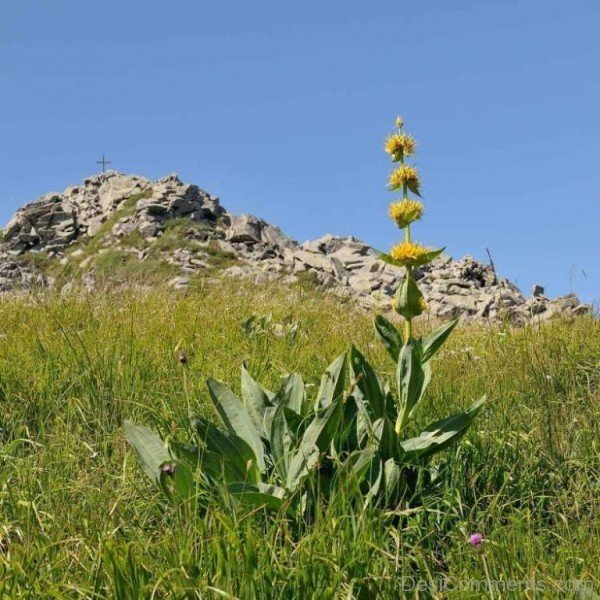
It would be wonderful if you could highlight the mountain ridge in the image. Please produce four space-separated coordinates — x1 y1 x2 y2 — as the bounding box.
0 171 590 325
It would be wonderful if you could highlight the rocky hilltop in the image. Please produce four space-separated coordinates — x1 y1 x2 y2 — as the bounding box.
0 171 590 324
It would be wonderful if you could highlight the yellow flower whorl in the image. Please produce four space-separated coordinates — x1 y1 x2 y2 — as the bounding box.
388 199 424 228
389 241 431 267
384 133 416 160
388 164 420 191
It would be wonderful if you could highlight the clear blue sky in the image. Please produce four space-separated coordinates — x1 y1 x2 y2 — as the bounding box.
1 0 598 304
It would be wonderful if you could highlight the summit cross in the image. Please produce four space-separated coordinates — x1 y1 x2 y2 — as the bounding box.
95 155 112 173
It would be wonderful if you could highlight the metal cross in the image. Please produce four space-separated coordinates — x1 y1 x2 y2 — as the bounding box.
95 155 112 173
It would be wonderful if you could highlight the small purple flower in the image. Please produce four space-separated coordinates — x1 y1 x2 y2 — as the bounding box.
469 533 484 548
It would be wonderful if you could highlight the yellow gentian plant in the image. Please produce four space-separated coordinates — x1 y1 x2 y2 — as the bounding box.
124 114 487 513
375 116 483 435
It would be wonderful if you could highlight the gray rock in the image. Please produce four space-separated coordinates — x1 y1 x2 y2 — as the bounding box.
227 214 262 244
262 225 294 249
532 284 545 297
168 276 189 290
290 249 336 275
137 201 168 215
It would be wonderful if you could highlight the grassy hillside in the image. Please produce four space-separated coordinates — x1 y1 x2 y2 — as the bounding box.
0 281 598 598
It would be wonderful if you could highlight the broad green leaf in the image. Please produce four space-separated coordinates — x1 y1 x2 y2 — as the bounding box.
395 340 427 432
301 399 344 454
349 345 385 419
372 416 403 462
374 251 402 268
207 379 265 471
314 352 347 409
198 447 249 484
356 408 373 448
347 445 377 482
417 360 432 418
393 276 426 319
261 384 288 443
262 406 276 441
384 388 398 422
400 395 486 459
364 456 383 503
270 396 294 479
283 372 305 414
374 314 403 362
383 458 404 506
192 416 260 483
169 440 201 469
334 395 358 455
421 320 458 362
124 421 171 484
417 248 445 266
340 446 378 497
228 482 287 513
241 365 272 437
286 444 320 491
283 407 307 440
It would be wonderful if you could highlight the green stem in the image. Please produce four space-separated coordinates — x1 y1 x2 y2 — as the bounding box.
481 553 495 600
399 157 414 342
404 215 412 340
403 317 412 341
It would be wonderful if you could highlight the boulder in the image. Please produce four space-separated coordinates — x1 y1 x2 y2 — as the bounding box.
227 215 262 244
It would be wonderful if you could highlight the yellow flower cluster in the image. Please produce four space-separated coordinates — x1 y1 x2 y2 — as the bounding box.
389 241 431 267
388 164 420 191
384 133 416 160
388 199 424 228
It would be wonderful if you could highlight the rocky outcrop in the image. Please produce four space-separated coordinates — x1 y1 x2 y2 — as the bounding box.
4 196 78 255
2 172 225 253
220 232 588 324
0 172 592 325
4 172 150 254
111 173 224 240
0 250 46 292
272 237 590 324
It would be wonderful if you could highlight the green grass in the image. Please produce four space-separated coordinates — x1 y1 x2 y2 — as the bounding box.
88 216 239 280
92 249 179 286
0 281 598 598
199 240 239 268
117 229 147 250
149 219 210 253
20 250 52 272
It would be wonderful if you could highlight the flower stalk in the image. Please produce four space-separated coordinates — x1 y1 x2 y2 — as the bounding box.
383 116 435 340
